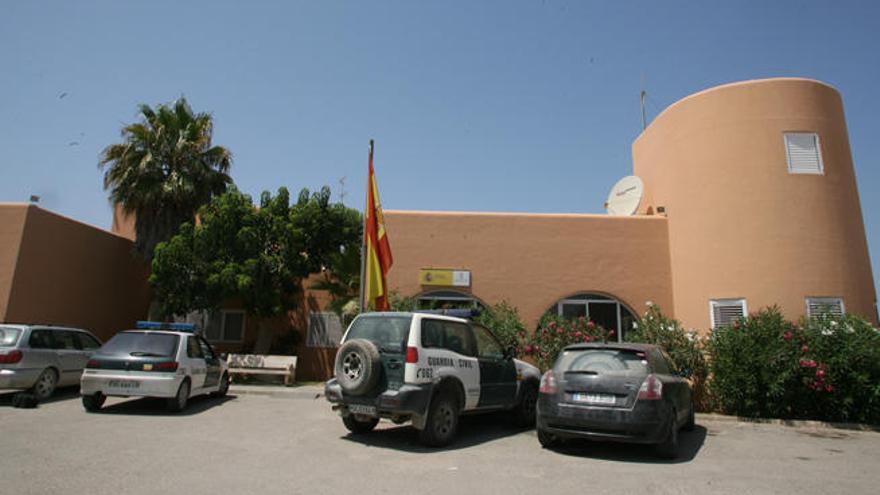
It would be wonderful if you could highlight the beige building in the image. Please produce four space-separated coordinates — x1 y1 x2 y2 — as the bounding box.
384 78 877 334
1 77 875 380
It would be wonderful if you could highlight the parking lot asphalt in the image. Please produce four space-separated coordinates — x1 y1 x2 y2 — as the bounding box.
2 385 879 495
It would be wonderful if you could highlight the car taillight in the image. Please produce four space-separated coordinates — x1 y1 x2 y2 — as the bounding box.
86 359 101 369
0 350 23 364
637 374 663 400
406 347 419 364
539 370 558 394
153 361 179 372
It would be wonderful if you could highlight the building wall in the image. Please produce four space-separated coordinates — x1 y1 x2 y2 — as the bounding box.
2 205 152 341
0 205 29 321
383 210 674 329
633 78 877 328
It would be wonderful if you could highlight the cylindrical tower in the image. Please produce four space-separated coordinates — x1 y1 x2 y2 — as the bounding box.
633 78 876 329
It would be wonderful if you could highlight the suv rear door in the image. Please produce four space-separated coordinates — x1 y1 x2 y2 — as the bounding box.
472 324 516 408
343 314 412 392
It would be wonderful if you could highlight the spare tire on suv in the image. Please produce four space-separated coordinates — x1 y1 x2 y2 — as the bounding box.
334 339 382 396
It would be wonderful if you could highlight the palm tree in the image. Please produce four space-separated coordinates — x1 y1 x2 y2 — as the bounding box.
99 98 233 259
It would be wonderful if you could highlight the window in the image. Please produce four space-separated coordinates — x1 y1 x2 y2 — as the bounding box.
75 333 101 350
784 132 824 174
420 319 477 357
99 332 179 357
197 337 216 360
0 327 22 347
307 312 345 348
28 330 54 349
472 325 504 360
546 293 636 341
806 297 845 318
417 290 484 310
651 350 671 375
187 337 203 359
54 331 81 350
205 310 246 343
710 299 747 329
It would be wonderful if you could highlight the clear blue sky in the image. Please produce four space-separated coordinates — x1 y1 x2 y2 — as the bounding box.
1 1 878 302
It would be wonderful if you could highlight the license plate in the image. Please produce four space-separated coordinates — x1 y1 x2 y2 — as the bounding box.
572 393 616 405
348 404 377 416
108 380 140 390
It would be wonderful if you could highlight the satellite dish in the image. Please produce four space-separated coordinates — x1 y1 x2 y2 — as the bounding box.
605 176 644 216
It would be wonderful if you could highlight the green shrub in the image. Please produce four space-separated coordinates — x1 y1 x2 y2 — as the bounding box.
474 301 526 353
522 314 614 370
707 306 880 424
625 303 709 409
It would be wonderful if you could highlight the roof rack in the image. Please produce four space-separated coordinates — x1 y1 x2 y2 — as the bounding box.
136 321 198 332
413 309 482 319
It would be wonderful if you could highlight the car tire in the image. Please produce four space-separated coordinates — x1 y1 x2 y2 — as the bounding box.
167 379 190 413
212 373 230 398
31 368 57 401
419 392 459 447
342 414 380 434
655 413 680 459
82 393 106 412
683 403 696 432
537 427 560 448
334 339 381 396
513 383 538 428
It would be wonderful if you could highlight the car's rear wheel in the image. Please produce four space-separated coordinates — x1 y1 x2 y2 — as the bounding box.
655 413 680 459
342 414 379 434
537 427 560 448
513 383 538 428
32 368 57 401
684 403 696 432
419 392 459 447
167 379 190 413
82 393 106 412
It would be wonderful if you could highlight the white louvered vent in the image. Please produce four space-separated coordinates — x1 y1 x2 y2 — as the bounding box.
784 133 824 174
806 297 845 318
710 299 747 329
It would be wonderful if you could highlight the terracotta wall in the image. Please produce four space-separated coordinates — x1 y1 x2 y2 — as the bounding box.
633 78 877 329
2 205 152 341
383 210 674 329
0 205 29 321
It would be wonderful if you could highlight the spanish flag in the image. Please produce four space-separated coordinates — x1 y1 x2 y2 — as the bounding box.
363 140 393 311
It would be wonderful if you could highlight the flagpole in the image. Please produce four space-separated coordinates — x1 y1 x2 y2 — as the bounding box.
358 139 373 313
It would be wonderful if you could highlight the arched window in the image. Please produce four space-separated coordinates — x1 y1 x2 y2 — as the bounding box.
417 290 484 310
544 293 636 342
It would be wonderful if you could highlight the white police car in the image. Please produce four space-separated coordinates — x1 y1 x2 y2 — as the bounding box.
80 322 229 412
324 310 542 446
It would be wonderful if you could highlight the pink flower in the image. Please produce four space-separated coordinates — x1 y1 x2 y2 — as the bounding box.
548 321 557 329
556 328 563 335
799 359 817 369
574 331 582 339
523 345 534 354
825 384 833 393
608 330 616 339
783 331 793 341
587 321 595 329
801 345 809 353
584 335 593 342
816 369 826 379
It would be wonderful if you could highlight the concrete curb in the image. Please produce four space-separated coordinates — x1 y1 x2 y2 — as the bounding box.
230 384 324 400
696 412 880 433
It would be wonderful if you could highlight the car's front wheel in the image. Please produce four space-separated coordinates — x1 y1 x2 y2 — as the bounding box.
513 383 538 427
167 379 190 413
212 373 230 398
419 392 459 447
342 414 379 434
82 393 106 412
537 427 560 448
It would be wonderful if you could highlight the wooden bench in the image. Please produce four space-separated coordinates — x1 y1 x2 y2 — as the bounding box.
226 354 297 386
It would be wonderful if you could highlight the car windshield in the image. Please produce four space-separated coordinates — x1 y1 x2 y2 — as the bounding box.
0 327 21 347
556 348 650 376
345 315 412 352
97 332 179 357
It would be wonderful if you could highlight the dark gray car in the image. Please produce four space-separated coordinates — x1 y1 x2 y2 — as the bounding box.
536 343 694 458
0 325 102 400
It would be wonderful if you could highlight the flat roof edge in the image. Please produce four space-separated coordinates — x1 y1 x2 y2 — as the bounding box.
384 209 666 221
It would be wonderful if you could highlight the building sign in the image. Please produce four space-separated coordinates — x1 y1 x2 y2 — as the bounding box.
419 269 471 287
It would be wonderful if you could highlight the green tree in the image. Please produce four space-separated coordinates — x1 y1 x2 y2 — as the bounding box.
99 97 232 259
149 186 361 323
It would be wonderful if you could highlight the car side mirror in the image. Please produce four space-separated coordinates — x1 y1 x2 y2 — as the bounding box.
503 346 516 360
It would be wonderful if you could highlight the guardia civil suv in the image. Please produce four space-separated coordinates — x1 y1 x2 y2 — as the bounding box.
324 310 541 447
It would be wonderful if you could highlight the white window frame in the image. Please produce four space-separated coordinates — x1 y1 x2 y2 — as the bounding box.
556 297 629 343
784 132 824 175
709 298 748 329
208 309 246 343
805 297 845 318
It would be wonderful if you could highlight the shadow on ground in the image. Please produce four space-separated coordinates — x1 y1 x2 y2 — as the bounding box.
0 386 82 407
93 394 237 417
545 425 708 464
342 411 528 453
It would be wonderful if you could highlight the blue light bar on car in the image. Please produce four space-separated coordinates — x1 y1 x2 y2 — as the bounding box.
413 309 482 319
135 321 197 332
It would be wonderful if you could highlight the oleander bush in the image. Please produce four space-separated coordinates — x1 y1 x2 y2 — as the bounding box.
521 314 615 370
707 306 880 424
474 301 526 355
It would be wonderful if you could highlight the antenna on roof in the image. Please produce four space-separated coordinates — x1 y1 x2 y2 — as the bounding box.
640 73 647 131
